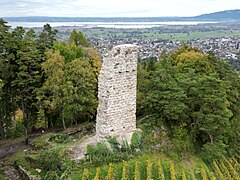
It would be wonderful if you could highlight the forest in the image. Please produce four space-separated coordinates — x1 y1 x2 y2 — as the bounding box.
0 18 240 179
0 18 101 139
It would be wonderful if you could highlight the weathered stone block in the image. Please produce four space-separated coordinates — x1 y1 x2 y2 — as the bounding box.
96 44 139 142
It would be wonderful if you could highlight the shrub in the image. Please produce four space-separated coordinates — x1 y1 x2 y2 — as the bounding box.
49 133 69 143
107 163 114 180
182 170 187 180
44 171 59 180
121 140 131 154
86 142 118 165
121 161 127 180
38 147 66 172
107 136 120 152
213 160 224 179
30 135 50 149
157 162 165 179
94 167 100 180
82 169 89 180
169 162 176 180
134 161 140 180
200 168 207 180
131 131 142 151
171 124 193 156
146 160 152 180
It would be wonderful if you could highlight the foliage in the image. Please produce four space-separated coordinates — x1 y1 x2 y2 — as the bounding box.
130 131 142 151
0 20 57 138
94 167 100 180
86 135 143 166
49 133 69 143
200 168 208 180
82 169 89 180
0 20 101 139
134 161 139 180
171 123 193 156
38 30 101 130
146 160 152 180
38 147 65 171
69 29 91 47
181 170 187 180
30 134 50 149
138 44 240 159
121 161 127 180
107 163 114 180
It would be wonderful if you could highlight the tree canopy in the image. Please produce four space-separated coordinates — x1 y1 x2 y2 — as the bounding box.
0 21 101 138
138 45 240 158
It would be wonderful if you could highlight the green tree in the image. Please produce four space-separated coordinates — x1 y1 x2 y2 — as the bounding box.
12 29 43 136
40 51 66 129
140 45 240 158
147 57 187 125
0 18 10 139
69 29 91 47
0 26 24 138
40 49 99 129
63 59 98 124
38 23 58 51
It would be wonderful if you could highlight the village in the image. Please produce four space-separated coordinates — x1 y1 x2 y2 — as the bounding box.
88 35 240 61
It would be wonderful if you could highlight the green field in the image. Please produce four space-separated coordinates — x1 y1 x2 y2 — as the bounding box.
79 28 240 41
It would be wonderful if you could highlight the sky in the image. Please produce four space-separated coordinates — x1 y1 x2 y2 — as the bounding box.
1 0 240 17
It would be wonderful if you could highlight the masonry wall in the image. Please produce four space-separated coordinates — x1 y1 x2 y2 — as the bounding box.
96 44 138 141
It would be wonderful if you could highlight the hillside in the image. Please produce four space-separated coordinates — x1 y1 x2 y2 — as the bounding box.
194 9 240 20
0 19 240 179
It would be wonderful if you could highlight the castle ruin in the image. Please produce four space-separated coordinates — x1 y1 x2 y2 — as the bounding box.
96 44 139 142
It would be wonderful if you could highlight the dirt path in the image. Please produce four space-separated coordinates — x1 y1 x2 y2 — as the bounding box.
0 134 41 179
0 134 41 162
69 135 97 160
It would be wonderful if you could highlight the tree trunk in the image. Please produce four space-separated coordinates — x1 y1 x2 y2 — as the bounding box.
13 110 16 137
6 117 9 138
12 97 17 137
62 111 66 130
22 101 28 137
48 113 54 129
44 109 47 129
0 120 4 140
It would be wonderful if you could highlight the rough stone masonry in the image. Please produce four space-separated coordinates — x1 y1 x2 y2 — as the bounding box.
96 44 139 142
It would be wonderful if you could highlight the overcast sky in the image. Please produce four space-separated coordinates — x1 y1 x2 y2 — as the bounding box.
1 0 240 17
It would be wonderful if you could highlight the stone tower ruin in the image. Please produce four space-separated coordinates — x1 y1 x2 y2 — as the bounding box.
96 44 139 142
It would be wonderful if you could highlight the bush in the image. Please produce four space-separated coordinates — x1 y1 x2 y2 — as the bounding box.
171 124 193 156
86 142 117 165
44 171 59 180
38 147 66 172
107 136 121 152
30 134 50 149
86 136 141 166
131 131 142 151
202 141 228 160
49 133 69 143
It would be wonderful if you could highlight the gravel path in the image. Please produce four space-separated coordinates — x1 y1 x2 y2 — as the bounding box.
69 135 97 160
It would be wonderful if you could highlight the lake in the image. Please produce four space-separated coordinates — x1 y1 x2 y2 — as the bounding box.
7 21 218 29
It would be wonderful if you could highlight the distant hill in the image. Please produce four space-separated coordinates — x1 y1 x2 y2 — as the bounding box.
193 9 240 21
2 10 240 22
